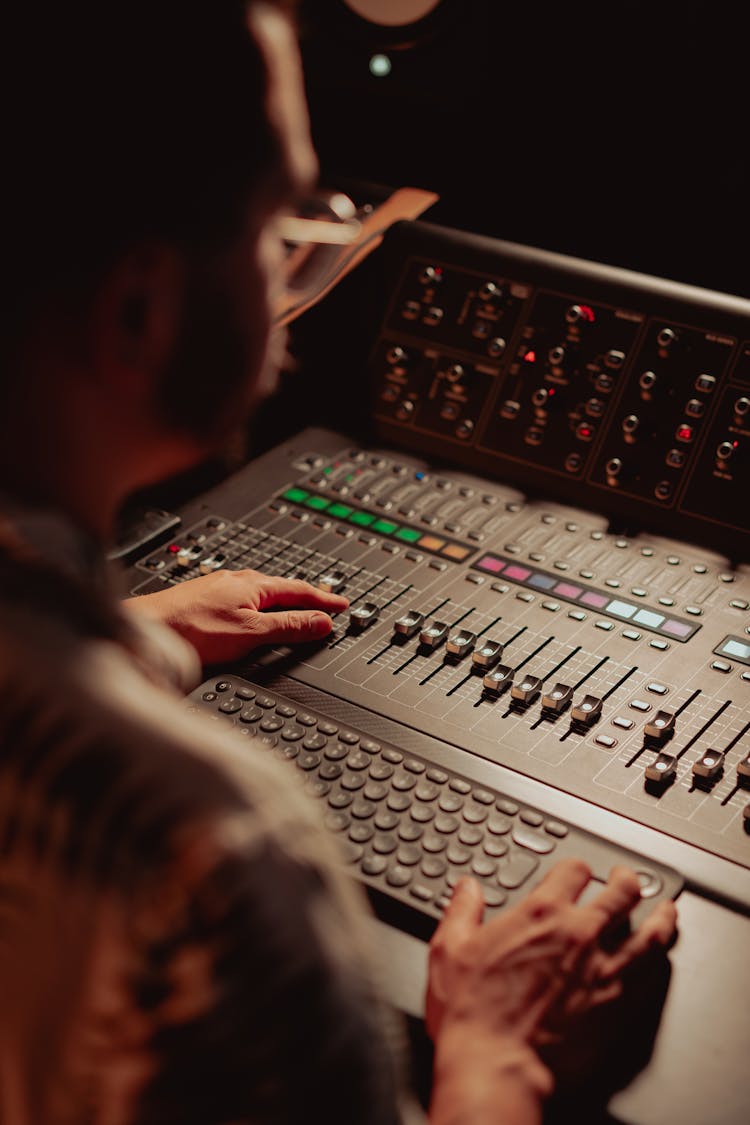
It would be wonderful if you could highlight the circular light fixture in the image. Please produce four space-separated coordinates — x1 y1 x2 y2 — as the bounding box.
344 1 442 26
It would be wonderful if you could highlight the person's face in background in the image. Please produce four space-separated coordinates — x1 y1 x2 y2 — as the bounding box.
156 3 319 461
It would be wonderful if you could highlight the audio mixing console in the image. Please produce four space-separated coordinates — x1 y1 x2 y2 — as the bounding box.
120 219 750 1125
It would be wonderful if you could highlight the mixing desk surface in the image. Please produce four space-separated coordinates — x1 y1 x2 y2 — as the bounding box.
119 219 750 1125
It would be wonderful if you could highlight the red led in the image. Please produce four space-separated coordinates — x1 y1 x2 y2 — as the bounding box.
524 349 537 363
168 543 181 553
676 425 694 442
580 305 596 323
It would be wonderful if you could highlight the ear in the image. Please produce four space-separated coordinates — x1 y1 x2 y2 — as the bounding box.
89 243 185 400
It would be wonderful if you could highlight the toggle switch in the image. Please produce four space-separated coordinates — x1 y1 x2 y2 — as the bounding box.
393 609 424 637
644 709 676 740
541 683 573 712
571 694 603 725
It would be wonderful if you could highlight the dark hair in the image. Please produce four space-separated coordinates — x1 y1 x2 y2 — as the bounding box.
2 1 289 339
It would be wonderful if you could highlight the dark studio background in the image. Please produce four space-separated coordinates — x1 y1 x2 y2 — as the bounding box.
118 0 749 534
296 0 748 300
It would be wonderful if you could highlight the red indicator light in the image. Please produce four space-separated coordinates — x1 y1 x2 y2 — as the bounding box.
548 387 556 396
580 305 596 323
524 349 537 363
677 425 693 442
168 543 181 553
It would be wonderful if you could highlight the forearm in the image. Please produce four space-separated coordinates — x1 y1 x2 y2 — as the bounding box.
429 1027 552 1125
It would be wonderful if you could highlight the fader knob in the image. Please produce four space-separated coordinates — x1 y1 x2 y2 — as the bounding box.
645 753 677 783
692 749 725 780
419 619 449 648
541 683 573 712
349 602 379 629
318 569 347 593
644 710 676 740
571 695 603 725
736 751 750 782
472 639 504 669
393 609 424 637
482 664 513 694
511 675 542 704
446 629 477 658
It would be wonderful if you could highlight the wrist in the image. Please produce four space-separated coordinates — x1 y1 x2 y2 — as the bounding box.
430 1023 553 1125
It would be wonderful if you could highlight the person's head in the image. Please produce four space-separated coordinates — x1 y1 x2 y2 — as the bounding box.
2 0 318 532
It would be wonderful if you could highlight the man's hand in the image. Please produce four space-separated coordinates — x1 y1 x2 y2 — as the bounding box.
124 568 349 665
425 860 677 1125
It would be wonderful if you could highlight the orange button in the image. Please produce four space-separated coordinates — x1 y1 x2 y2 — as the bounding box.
442 543 471 561
418 535 446 551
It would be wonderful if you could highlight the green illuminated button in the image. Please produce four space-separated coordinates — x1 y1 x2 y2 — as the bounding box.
395 527 422 543
304 495 330 510
349 511 375 527
282 487 309 503
372 519 398 536
327 503 353 519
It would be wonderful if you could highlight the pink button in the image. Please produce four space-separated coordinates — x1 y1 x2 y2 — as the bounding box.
477 556 505 574
580 590 608 608
505 564 532 581
554 582 583 598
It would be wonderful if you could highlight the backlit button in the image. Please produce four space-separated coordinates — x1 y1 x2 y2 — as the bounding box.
595 734 617 748
613 716 634 730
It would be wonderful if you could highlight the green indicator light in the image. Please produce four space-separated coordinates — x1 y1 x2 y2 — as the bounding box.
395 527 422 543
349 511 375 526
304 495 330 510
323 466 333 474
282 487 309 503
372 519 398 536
328 503 353 519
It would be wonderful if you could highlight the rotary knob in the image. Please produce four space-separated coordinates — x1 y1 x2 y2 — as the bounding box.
656 326 678 349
